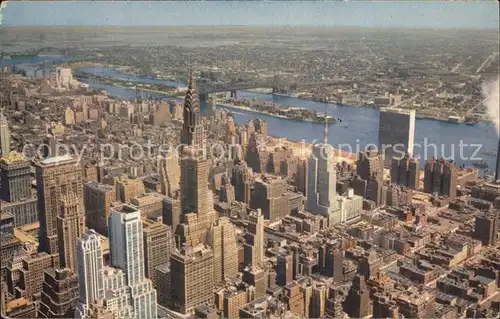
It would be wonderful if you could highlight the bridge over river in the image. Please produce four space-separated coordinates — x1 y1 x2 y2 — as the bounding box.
7 58 354 100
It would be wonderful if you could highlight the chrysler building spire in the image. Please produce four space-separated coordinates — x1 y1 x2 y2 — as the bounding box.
181 70 205 151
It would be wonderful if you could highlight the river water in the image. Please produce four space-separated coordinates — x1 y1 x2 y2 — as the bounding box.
74 67 499 171
3 60 498 171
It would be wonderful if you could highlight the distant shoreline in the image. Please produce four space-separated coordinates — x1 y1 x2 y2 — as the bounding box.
73 66 490 127
217 102 335 125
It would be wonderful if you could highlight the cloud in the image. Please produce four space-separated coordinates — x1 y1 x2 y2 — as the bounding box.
482 76 500 137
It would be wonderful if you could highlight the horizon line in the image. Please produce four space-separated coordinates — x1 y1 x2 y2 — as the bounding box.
2 24 499 30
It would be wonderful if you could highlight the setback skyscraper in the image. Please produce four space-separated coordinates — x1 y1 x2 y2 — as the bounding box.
244 209 265 267
306 118 340 225
76 229 104 318
35 155 85 270
108 205 157 319
38 268 80 318
179 70 213 219
208 217 239 283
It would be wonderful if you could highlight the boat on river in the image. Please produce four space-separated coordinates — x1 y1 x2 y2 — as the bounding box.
479 149 497 157
472 160 489 168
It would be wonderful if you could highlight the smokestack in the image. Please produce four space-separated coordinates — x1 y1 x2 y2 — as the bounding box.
496 138 500 182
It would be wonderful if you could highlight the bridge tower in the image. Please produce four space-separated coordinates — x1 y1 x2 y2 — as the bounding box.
272 74 280 93
230 89 237 99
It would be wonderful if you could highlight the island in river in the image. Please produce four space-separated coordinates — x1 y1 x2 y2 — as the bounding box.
218 98 336 124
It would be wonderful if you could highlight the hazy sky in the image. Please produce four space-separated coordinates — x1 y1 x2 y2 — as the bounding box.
2 1 499 29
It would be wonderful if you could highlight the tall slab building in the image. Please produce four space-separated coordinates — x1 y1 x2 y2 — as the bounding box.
378 108 416 167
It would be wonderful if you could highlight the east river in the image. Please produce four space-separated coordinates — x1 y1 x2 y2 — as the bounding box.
3 59 498 171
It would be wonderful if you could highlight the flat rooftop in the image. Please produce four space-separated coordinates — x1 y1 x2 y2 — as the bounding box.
38 155 75 165
379 107 416 115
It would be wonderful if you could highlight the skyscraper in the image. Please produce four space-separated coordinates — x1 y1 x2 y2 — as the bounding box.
0 151 31 202
251 175 288 220
495 138 500 181
142 222 174 288
310 283 328 318
321 244 343 283
474 211 499 246
306 141 340 226
36 155 85 269
219 174 235 204
343 274 370 318
0 108 10 155
244 209 265 267
83 181 114 236
379 108 416 167
162 196 181 233
108 205 157 319
0 151 38 228
38 268 80 318
326 286 346 319
391 154 420 190
356 148 384 183
208 217 239 283
16 252 60 301
181 72 205 151
169 244 214 315
423 158 458 199
233 162 253 204
180 149 213 215
159 152 180 197
276 251 293 286
77 230 104 317
58 193 85 272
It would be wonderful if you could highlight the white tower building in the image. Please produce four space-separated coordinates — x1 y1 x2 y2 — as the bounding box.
306 110 341 226
77 229 104 305
76 229 104 318
109 205 157 319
